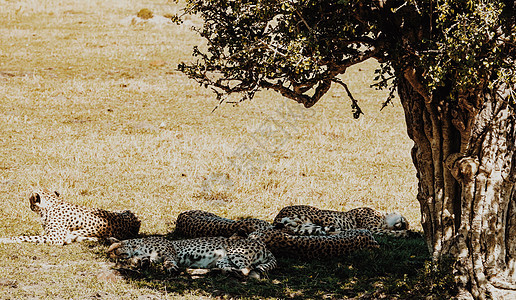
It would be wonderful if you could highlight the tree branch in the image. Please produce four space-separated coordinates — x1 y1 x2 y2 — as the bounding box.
261 79 330 108
331 47 383 74
332 77 364 119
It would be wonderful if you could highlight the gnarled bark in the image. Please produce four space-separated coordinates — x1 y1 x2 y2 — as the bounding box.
397 74 516 299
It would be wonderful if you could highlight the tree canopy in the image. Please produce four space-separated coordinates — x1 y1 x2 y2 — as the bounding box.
178 0 515 115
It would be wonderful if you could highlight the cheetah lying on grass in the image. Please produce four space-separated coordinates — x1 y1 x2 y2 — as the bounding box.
175 209 272 238
249 225 380 258
274 205 410 237
0 190 140 245
107 235 277 279
172 209 380 258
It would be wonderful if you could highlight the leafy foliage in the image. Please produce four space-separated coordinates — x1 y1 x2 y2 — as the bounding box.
179 0 382 109
418 1 516 99
178 0 516 110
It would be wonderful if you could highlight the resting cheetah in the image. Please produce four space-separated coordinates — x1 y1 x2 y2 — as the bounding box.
107 236 178 271
175 210 272 238
248 225 380 258
273 205 409 237
108 235 277 278
172 210 380 259
0 190 140 245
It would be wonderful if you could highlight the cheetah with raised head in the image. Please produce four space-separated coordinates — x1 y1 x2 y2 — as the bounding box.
273 205 410 237
107 235 277 278
0 190 140 245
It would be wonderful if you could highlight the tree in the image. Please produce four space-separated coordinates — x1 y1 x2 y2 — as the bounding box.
178 0 516 298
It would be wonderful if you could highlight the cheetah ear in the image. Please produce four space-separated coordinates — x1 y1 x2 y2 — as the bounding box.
106 237 120 244
401 217 409 230
29 192 42 212
107 242 122 253
30 193 41 205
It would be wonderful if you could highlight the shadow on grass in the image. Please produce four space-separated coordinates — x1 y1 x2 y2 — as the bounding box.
96 233 457 299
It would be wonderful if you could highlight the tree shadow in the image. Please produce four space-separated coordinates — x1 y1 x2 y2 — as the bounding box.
93 233 456 299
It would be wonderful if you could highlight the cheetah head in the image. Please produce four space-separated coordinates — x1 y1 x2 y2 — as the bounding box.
107 241 153 270
106 239 138 260
29 190 60 213
384 213 409 230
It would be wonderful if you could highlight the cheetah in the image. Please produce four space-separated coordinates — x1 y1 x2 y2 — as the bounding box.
107 236 179 272
0 190 140 245
107 235 277 278
172 209 379 259
248 225 380 258
273 205 410 237
175 210 272 238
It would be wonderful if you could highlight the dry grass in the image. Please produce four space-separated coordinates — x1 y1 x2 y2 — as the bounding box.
0 0 420 298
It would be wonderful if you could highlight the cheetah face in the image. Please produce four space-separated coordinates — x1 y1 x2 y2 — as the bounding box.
29 190 60 213
384 213 409 230
107 237 179 271
107 242 154 269
107 242 137 259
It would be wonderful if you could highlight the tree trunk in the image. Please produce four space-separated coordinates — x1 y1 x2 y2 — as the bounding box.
397 74 516 299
